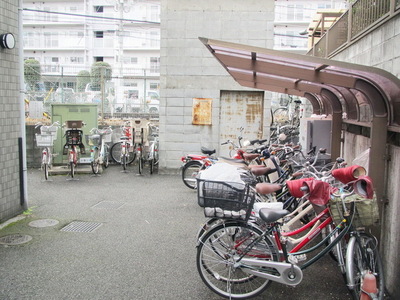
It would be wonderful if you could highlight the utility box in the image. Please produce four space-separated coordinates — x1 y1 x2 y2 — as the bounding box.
51 103 98 164
299 117 332 156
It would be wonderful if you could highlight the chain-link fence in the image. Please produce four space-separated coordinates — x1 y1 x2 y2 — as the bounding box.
24 63 160 121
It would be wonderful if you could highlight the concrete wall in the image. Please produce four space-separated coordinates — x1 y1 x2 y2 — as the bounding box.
332 15 400 298
0 0 25 222
159 0 275 172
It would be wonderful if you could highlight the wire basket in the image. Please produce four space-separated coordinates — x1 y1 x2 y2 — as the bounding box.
35 134 54 147
329 194 380 228
197 179 256 221
85 134 101 146
40 126 58 140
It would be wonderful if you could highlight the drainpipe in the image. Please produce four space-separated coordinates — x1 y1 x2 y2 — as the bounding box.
18 0 28 211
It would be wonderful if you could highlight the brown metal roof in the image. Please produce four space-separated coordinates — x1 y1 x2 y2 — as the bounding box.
199 37 400 128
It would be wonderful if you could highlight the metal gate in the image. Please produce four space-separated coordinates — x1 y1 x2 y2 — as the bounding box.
219 91 264 157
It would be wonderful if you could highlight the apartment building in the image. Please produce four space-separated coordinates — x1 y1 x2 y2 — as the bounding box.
22 0 160 108
274 0 347 53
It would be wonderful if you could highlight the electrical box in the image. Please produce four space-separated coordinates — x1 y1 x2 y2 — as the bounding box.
299 118 332 155
51 103 98 164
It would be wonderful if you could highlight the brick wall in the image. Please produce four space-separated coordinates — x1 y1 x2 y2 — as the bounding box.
0 0 25 222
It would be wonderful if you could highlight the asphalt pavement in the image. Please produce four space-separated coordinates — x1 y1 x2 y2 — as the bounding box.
0 164 352 300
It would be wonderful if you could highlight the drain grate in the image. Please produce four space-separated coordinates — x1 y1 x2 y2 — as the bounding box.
60 221 102 233
29 219 59 228
0 234 33 245
92 201 125 210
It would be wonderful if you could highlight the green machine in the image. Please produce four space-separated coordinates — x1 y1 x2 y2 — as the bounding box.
51 103 98 164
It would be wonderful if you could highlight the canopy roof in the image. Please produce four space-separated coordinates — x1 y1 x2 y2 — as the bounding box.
199 37 400 130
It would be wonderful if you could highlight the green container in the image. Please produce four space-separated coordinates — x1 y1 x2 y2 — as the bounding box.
51 103 98 164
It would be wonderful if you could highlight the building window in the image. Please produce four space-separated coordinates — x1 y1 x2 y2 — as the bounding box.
94 6 104 13
94 57 104 62
150 57 160 73
44 32 58 47
71 57 84 64
94 31 104 38
149 82 159 90
52 57 59 63
287 4 304 21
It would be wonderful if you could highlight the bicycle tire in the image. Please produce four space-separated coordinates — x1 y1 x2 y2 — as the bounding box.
122 155 127 171
181 160 202 189
346 233 385 300
272 107 289 126
138 155 143 175
149 159 154 175
110 142 135 164
196 222 278 299
70 161 75 178
91 148 100 174
103 145 110 168
44 163 49 180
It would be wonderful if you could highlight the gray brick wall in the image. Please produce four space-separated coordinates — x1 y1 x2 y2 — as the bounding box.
0 0 24 222
159 0 275 172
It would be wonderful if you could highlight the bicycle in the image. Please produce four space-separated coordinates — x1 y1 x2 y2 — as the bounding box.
147 124 159 175
110 122 136 171
86 126 113 175
195 175 384 299
63 120 85 179
35 121 60 180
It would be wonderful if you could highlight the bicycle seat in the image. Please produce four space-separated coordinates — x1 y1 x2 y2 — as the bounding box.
201 147 216 156
250 166 272 176
255 182 282 195
242 153 259 161
258 208 289 223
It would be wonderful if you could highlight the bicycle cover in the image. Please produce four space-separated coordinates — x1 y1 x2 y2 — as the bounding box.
286 177 313 198
353 175 374 199
331 165 366 184
302 179 335 206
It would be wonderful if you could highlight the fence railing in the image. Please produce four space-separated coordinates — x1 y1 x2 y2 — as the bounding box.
308 0 399 58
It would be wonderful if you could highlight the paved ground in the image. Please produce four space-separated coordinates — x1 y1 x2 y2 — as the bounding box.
0 164 352 300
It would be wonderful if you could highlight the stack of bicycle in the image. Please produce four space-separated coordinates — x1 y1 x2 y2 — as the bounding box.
194 154 384 299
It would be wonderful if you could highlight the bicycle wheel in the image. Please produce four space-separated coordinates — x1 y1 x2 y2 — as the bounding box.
44 163 49 180
182 160 202 189
70 161 75 178
272 108 289 126
138 154 143 175
197 222 278 299
110 142 136 164
346 233 385 300
122 155 127 171
91 148 100 174
149 159 154 174
103 145 110 168
43 148 49 180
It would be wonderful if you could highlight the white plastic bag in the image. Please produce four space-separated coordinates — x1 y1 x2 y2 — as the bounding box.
352 148 370 174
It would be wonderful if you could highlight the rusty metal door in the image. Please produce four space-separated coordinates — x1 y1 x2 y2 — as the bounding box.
219 91 264 157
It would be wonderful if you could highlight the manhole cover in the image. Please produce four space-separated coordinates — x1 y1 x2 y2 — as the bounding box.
92 201 125 210
60 221 102 233
29 219 59 228
0 234 33 245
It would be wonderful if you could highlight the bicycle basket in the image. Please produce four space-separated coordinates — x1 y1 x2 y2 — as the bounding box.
329 194 380 228
85 134 101 146
35 134 54 147
197 178 256 221
40 126 58 140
